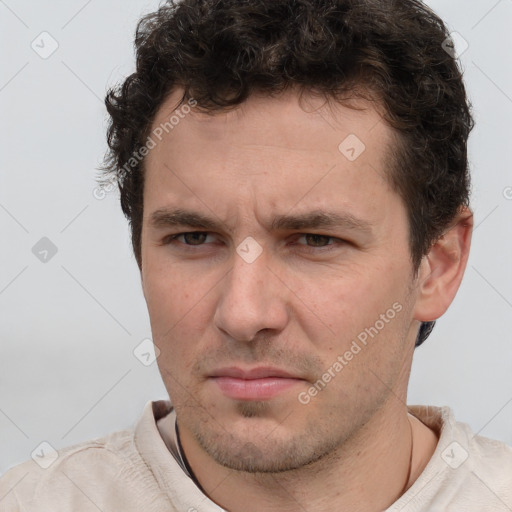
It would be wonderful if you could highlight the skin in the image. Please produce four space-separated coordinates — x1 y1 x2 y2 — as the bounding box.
140 88 473 512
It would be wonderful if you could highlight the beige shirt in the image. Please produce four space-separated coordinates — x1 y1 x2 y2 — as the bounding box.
1 401 511 511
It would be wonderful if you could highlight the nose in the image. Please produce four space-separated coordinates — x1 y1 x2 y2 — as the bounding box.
213 248 289 342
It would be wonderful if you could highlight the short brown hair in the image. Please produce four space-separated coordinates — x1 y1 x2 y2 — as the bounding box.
102 0 473 274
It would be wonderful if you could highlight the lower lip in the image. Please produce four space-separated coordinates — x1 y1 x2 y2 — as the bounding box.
211 377 301 401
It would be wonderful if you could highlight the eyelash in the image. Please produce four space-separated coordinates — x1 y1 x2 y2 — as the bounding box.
163 232 346 252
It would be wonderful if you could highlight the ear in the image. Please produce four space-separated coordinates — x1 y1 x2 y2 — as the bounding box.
413 206 473 322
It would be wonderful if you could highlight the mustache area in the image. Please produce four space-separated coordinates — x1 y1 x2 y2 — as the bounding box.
192 341 325 383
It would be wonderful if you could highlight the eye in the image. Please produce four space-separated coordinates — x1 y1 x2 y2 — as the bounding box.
167 231 215 245
296 234 338 247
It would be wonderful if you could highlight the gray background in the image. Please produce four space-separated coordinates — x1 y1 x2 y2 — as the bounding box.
1 0 511 475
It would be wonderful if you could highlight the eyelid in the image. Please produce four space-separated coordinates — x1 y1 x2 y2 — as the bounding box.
161 231 348 250
175 231 212 236
297 233 335 241
293 233 344 245
160 230 200 244
285 234 349 256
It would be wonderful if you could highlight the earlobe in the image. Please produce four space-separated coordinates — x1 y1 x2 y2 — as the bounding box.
413 207 473 322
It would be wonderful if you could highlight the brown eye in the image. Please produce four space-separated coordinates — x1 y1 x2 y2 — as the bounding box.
304 234 333 247
182 232 208 245
163 231 219 248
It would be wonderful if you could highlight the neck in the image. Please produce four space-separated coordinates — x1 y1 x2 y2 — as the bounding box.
179 403 438 512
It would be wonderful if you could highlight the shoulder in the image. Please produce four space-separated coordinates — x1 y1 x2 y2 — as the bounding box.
411 405 512 469
465 423 512 494
444 406 512 477
445 420 512 510
399 405 512 511
0 428 167 512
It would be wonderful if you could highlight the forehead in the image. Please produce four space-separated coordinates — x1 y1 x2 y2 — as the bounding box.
148 89 392 159
142 88 400 231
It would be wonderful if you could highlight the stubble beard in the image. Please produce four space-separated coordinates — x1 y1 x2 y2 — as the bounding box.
183 399 356 474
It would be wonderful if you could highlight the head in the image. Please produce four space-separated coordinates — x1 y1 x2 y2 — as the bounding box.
102 0 473 473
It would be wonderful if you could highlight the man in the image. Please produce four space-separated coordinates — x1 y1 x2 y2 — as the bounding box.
1 0 511 510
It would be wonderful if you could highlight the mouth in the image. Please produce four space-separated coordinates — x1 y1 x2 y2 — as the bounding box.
208 366 305 401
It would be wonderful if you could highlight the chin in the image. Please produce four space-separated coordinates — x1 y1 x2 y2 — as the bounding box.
191 410 341 474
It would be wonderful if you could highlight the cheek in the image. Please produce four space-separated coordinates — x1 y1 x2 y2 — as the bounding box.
144 257 210 320
291 261 404 344
143 266 219 359
303 271 412 395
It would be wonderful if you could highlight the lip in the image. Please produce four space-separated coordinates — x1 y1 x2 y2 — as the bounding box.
209 366 298 380
209 367 304 401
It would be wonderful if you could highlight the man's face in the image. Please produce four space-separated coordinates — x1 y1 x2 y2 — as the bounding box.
141 90 422 472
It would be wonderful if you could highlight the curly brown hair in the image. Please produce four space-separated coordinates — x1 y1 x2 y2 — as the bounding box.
102 0 473 277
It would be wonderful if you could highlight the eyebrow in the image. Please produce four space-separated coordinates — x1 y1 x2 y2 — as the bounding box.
149 208 223 231
148 208 373 234
271 211 372 233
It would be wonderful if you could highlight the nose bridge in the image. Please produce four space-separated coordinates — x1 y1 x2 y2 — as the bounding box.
226 250 273 314
214 247 288 341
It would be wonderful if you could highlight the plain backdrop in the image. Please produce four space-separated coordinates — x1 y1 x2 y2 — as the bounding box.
1 0 511 475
